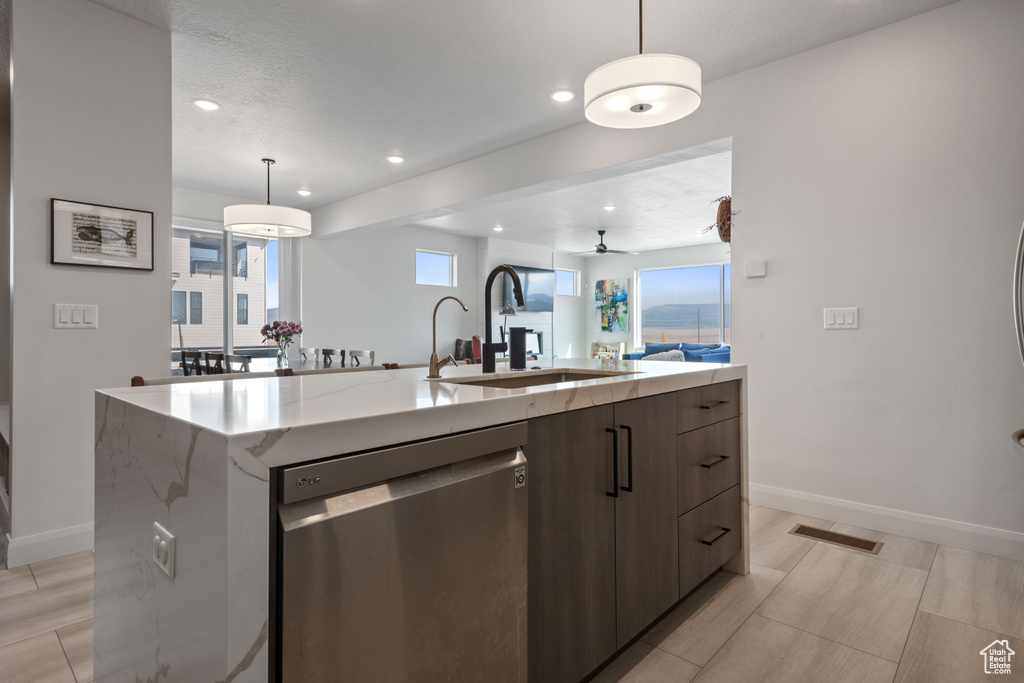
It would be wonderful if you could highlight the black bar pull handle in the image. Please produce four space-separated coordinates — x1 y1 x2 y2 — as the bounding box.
700 454 730 469
700 400 730 410
701 527 731 546
620 425 634 492
606 428 619 498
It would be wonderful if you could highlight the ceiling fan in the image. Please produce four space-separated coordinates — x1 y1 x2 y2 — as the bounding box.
572 230 639 256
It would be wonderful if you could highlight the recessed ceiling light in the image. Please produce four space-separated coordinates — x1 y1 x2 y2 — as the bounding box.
550 90 576 103
386 155 405 164
493 225 504 232
604 205 616 212
297 190 311 197
193 99 220 111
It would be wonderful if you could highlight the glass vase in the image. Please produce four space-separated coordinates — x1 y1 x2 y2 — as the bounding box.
277 347 289 369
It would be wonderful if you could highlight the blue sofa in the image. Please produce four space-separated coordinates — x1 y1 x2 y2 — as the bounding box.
623 342 730 363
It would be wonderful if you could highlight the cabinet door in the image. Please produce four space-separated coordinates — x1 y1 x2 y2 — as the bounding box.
526 405 616 683
613 394 679 647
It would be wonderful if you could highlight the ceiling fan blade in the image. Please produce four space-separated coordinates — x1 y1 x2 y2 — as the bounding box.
604 248 640 255
567 248 599 255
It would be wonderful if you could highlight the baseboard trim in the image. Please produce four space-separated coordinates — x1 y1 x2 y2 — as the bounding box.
6 522 94 567
749 483 1024 562
0 485 10 537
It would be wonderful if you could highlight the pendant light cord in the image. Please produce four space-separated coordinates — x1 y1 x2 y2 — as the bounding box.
262 158 276 205
638 0 643 55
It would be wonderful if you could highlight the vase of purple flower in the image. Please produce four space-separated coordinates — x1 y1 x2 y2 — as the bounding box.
261 320 302 369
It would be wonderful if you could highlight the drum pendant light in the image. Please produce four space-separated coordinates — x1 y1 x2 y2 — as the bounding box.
584 0 701 129
224 158 312 237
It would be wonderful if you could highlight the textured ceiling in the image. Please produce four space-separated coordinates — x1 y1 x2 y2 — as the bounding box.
412 149 732 254
88 0 960 217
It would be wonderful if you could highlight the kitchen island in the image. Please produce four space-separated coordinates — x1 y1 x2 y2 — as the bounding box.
94 358 748 682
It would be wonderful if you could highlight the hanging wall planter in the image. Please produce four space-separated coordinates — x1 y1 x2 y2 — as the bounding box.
704 195 737 243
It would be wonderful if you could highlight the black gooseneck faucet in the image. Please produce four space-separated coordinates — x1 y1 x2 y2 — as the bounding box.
482 265 525 373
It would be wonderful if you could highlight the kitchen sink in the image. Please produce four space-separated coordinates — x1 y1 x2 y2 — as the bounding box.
441 369 637 390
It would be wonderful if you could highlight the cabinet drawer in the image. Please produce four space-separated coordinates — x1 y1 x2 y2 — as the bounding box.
677 418 740 514
676 381 740 434
678 485 741 597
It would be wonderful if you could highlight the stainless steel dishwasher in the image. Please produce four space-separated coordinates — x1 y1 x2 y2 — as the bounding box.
276 422 528 682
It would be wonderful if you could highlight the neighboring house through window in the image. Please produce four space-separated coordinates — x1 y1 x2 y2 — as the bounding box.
237 293 248 325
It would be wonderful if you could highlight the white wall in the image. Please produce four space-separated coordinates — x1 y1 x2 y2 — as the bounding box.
301 226 480 365
585 242 731 354
552 253 588 358
8 0 170 565
173 186 251 224
304 0 1024 557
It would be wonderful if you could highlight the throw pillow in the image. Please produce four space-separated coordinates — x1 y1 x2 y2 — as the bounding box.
639 349 685 362
643 342 682 356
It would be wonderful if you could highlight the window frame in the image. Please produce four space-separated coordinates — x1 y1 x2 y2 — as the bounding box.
171 290 187 324
237 293 249 325
555 268 580 297
189 291 203 325
415 249 457 287
634 261 731 349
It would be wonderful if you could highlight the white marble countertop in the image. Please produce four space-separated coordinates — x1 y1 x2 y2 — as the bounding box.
98 358 745 468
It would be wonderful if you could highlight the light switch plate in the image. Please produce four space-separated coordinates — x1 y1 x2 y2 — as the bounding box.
152 522 175 579
745 260 767 278
824 307 859 329
54 304 98 329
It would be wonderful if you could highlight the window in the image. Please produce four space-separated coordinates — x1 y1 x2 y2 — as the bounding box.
637 264 730 346
237 294 249 325
415 250 456 287
172 222 278 360
171 291 186 324
189 234 222 277
556 269 579 296
190 291 203 325
233 240 248 279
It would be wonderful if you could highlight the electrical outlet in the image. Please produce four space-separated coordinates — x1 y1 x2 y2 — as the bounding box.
152 522 175 579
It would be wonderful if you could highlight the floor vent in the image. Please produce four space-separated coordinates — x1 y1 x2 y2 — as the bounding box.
788 524 883 555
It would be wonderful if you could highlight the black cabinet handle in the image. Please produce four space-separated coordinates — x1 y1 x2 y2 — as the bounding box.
700 455 730 469
606 428 619 498
620 425 634 492
701 527 731 546
699 400 730 410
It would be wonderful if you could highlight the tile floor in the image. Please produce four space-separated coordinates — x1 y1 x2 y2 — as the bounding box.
0 507 1020 682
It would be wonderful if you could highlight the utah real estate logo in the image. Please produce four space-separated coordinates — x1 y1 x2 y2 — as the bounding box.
980 640 1014 675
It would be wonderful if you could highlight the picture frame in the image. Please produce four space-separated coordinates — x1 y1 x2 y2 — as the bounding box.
594 278 629 333
51 198 154 271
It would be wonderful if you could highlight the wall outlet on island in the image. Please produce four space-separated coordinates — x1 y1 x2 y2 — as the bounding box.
152 521 176 579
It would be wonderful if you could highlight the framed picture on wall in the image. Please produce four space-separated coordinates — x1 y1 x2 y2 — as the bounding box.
51 198 154 271
594 278 629 332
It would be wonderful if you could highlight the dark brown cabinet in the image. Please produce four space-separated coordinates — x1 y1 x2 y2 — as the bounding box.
526 405 616 683
612 396 679 646
526 394 678 683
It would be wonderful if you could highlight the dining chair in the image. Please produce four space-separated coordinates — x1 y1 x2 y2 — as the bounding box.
204 353 251 374
181 351 204 376
224 354 252 373
299 347 318 364
348 349 375 367
321 348 345 367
